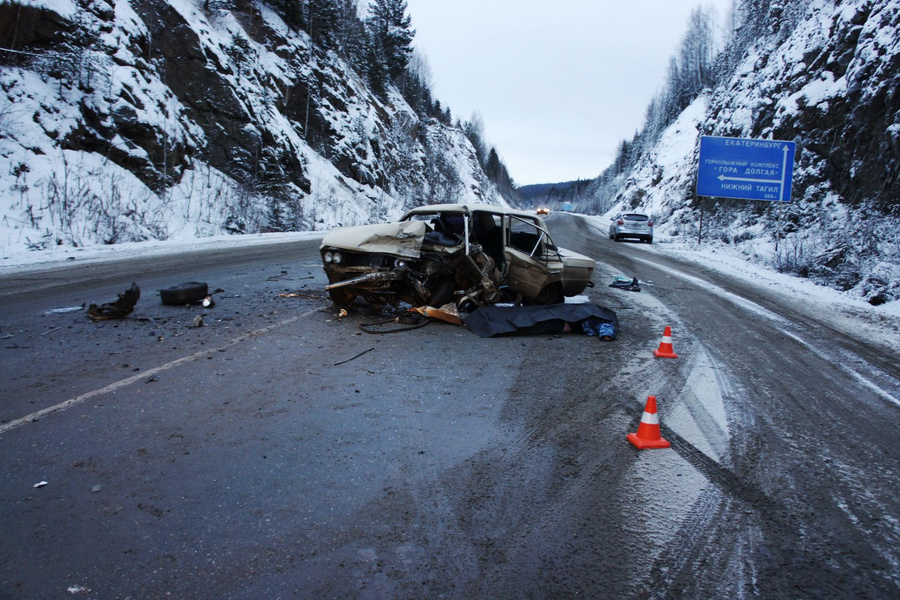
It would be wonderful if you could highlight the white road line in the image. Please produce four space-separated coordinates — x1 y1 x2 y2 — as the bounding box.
0 307 324 436
629 255 900 408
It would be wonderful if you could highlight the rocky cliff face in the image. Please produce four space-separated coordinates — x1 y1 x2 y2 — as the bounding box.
602 0 899 303
0 0 503 252
706 0 899 209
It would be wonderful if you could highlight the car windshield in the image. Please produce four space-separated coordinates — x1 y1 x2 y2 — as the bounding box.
403 211 466 236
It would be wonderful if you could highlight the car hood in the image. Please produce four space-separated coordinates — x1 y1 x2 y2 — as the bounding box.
320 220 427 258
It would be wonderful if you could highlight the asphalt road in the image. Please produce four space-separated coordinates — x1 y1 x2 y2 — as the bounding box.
1 215 899 599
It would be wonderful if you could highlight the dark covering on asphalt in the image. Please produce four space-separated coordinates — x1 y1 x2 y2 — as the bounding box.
461 303 618 338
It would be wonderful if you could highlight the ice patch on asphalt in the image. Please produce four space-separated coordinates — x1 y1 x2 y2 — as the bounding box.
665 351 731 462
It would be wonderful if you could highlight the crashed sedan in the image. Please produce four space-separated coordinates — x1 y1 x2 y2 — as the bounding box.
320 204 595 307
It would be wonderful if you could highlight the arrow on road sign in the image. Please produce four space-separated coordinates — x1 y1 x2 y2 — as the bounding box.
717 175 782 184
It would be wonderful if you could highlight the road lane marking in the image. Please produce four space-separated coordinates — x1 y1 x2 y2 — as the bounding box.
0 307 325 436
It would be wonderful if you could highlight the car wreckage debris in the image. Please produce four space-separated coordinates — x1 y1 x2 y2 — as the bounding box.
333 347 375 366
359 312 431 334
87 283 140 321
159 282 209 305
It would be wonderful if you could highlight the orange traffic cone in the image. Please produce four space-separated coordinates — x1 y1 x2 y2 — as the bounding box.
653 326 678 358
627 396 671 449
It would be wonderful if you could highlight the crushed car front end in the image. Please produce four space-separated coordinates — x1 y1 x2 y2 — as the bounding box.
320 217 501 308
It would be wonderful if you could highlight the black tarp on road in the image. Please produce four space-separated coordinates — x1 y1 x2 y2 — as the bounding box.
461 303 619 338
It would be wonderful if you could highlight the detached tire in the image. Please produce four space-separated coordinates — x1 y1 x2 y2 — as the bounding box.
160 282 208 305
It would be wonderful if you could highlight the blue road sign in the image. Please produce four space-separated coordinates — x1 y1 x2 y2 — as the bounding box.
697 136 796 202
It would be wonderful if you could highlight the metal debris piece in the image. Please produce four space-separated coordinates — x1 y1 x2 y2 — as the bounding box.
88 283 140 320
334 347 375 366
33 481 48 488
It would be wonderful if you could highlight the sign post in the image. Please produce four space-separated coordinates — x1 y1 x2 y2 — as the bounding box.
696 136 796 243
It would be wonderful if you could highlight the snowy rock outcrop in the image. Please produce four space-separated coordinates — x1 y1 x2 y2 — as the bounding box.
0 0 504 253
606 0 900 303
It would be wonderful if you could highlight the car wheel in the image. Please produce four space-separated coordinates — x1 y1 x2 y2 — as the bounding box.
613 234 620 242
526 283 564 305
328 287 357 307
160 281 208 305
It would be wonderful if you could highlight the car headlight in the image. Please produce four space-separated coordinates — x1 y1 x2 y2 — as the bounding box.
323 251 333 263
394 258 407 269
332 252 342 264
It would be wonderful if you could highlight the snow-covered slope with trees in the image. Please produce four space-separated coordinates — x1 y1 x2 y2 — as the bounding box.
579 0 900 304
0 0 507 257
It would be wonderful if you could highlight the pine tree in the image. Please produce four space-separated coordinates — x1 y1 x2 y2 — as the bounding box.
367 0 415 82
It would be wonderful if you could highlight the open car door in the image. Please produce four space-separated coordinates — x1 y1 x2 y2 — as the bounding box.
503 214 565 303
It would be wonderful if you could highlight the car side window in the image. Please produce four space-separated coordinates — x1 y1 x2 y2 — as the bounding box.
509 216 555 258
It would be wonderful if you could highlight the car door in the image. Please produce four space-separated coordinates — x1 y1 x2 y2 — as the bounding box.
503 214 564 298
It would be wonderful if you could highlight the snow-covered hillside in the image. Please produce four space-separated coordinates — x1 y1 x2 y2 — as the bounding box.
600 0 900 305
0 0 504 258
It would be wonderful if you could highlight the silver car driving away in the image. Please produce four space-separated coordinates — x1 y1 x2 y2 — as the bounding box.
320 204 596 307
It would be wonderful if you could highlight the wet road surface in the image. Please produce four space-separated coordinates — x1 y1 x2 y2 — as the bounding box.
1 217 899 598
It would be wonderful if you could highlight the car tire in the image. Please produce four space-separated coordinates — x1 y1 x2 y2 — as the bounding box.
526 283 564 305
613 234 620 242
160 282 208 305
328 287 357 307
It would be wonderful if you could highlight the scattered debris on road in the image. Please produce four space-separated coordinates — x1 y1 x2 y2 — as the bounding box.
45 305 85 315
159 281 209 306
410 303 464 326
87 283 140 320
359 312 430 334
609 276 641 292
334 347 375 366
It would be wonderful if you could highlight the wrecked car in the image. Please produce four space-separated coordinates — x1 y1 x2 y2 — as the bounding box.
320 203 595 307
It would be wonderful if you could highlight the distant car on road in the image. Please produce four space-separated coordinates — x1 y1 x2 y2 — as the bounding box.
536 207 550 215
320 204 596 307
609 212 653 243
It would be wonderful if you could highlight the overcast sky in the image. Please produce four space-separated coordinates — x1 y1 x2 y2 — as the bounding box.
404 0 734 186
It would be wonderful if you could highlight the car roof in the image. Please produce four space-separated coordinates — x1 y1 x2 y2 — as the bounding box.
402 203 539 220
